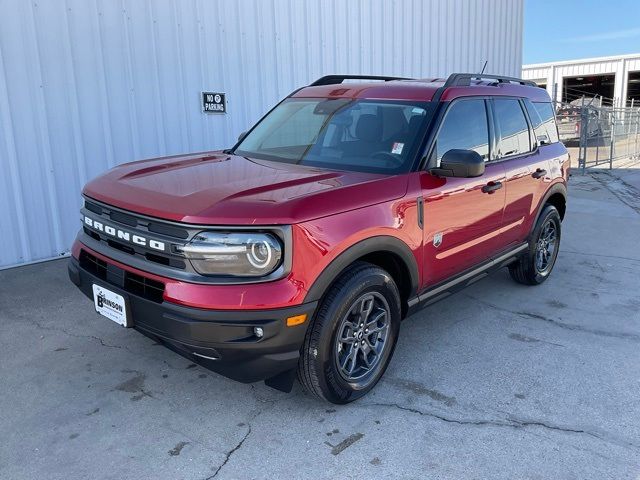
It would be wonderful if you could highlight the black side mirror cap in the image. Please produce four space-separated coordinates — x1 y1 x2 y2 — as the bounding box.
429 149 485 178
237 131 248 143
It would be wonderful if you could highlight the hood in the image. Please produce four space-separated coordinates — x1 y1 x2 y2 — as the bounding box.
82 151 409 225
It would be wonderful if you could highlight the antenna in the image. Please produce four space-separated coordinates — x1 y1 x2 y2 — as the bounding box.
480 60 488 75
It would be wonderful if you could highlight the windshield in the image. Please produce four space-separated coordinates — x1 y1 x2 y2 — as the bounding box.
234 98 433 173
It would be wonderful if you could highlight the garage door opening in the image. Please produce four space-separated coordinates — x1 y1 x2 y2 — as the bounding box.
627 71 640 107
563 74 615 106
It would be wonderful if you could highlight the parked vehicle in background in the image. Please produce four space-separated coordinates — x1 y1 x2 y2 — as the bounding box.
68 73 569 403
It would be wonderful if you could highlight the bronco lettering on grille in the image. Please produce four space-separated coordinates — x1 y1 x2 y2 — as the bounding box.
84 215 166 252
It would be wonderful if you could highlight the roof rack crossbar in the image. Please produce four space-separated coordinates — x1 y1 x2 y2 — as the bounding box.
443 73 537 88
309 74 412 86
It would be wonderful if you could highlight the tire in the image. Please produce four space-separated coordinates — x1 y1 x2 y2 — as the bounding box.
297 261 401 404
509 204 562 285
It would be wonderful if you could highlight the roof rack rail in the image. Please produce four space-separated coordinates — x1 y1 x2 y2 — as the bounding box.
309 74 412 86
442 73 537 88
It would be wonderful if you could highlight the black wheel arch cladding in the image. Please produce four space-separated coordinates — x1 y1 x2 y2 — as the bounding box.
535 182 567 225
303 235 420 306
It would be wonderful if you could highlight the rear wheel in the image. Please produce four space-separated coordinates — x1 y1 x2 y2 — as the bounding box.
297 262 401 404
509 205 561 285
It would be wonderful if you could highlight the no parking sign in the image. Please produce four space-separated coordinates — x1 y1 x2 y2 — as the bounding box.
202 92 226 114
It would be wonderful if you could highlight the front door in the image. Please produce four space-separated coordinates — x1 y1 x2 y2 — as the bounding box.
420 98 506 287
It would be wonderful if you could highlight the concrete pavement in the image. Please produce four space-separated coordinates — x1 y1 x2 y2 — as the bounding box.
1 172 639 480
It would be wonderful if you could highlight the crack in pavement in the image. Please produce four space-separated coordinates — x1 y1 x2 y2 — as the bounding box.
199 406 272 480
364 402 640 452
204 424 253 479
184 395 285 479
465 295 640 342
31 319 136 352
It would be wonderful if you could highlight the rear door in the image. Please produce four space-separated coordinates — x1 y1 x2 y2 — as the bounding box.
420 98 506 286
496 98 553 248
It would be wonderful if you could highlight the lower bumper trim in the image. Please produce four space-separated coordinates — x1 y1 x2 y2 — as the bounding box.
68 257 316 384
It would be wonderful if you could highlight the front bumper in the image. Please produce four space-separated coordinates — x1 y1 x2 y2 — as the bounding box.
68 256 317 385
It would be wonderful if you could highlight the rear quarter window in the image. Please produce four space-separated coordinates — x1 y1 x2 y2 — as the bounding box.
525 101 559 145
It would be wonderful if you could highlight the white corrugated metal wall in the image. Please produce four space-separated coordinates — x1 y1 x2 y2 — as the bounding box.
522 53 640 106
0 0 524 269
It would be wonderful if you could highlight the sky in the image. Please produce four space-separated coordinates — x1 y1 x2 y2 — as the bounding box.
524 0 640 64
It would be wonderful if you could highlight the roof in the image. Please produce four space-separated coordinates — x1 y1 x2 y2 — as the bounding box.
292 77 551 103
292 80 445 102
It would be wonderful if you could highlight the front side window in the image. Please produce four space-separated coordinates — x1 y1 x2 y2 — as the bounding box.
494 99 532 158
234 98 433 173
431 99 489 164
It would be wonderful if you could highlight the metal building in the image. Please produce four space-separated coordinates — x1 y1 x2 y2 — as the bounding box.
522 53 640 107
0 0 524 269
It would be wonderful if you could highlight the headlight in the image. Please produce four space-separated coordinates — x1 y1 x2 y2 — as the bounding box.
177 231 283 277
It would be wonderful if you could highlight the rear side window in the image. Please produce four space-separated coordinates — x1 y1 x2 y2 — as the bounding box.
529 101 559 144
432 99 489 163
493 99 531 158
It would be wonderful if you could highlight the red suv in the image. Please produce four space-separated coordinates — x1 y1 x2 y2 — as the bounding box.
68 73 569 403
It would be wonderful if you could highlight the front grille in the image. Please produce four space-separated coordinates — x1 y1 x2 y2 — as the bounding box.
85 202 103 215
109 210 138 227
79 250 165 303
82 199 189 271
85 200 190 239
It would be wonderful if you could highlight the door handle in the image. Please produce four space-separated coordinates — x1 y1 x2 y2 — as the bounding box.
481 181 503 194
532 168 547 179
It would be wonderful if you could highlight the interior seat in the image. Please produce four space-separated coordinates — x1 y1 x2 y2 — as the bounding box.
340 114 386 157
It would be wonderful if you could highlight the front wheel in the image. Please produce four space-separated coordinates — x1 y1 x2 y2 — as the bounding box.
297 262 401 404
509 204 562 285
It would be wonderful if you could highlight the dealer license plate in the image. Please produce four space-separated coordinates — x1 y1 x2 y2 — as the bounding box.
92 284 129 327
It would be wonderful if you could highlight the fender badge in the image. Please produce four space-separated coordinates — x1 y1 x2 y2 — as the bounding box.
433 232 443 248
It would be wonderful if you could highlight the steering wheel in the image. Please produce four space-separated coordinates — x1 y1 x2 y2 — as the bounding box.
371 151 403 166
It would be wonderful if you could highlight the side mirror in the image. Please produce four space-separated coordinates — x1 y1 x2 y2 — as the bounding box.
237 131 248 143
430 149 485 178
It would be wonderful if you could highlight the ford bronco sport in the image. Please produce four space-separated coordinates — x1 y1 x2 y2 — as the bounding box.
69 73 569 404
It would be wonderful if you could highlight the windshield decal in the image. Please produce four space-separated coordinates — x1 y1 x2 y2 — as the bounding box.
391 142 404 155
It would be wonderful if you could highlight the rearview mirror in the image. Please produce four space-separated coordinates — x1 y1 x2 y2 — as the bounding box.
237 131 248 143
430 149 485 178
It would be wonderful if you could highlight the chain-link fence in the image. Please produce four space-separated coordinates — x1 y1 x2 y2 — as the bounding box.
554 98 640 172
